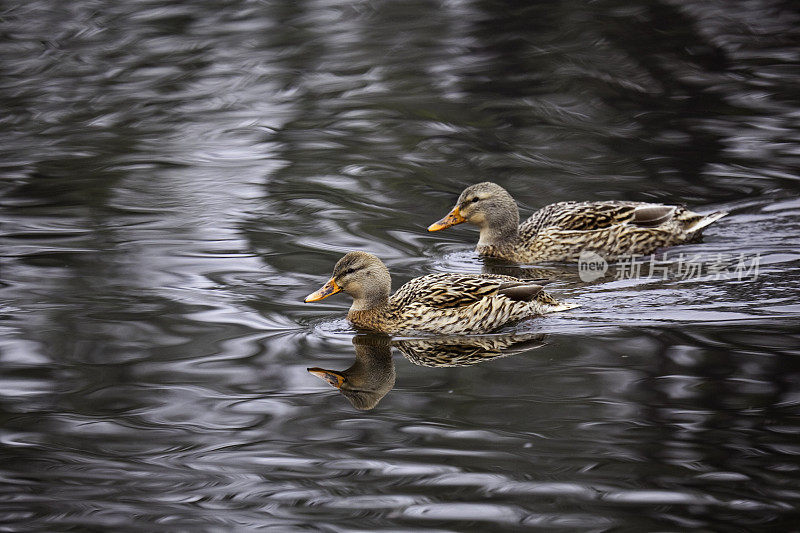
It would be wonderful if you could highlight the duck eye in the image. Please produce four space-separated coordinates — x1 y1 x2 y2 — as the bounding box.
343 268 355 276
471 197 480 203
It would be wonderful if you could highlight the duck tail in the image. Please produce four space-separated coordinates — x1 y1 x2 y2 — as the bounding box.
686 210 728 233
541 301 580 313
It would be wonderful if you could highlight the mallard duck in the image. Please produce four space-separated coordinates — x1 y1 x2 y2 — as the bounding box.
428 182 728 262
303 251 575 335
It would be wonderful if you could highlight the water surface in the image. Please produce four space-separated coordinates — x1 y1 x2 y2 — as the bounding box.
1 0 799 530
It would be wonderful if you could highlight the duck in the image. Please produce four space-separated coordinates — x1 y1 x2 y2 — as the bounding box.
303 251 575 335
428 182 728 262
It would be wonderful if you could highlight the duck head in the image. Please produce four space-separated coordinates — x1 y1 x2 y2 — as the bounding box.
428 182 520 246
304 251 392 311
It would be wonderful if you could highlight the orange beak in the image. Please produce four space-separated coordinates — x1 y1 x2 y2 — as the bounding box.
428 205 466 231
308 368 345 388
304 277 341 302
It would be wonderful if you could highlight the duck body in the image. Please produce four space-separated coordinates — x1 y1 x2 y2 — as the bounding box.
348 272 572 335
484 200 727 262
304 252 575 335
429 183 728 263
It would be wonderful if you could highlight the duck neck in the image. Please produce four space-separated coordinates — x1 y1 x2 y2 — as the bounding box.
347 268 392 312
350 293 389 312
477 205 520 247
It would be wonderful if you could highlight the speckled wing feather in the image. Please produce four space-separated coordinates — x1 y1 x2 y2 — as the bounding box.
390 273 525 309
519 201 672 238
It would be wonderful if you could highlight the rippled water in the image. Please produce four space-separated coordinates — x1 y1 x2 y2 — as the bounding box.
2 0 799 530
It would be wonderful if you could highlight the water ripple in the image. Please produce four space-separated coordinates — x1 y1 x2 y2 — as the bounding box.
1 0 799 531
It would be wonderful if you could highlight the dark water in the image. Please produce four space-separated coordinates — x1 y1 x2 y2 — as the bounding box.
2 0 800 530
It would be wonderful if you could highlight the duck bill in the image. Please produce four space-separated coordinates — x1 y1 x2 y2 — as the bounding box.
428 206 466 231
304 278 341 302
308 368 345 388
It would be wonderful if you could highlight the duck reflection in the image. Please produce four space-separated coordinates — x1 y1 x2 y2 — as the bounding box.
395 332 546 367
480 259 579 284
308 335 396 411
308 332 547 410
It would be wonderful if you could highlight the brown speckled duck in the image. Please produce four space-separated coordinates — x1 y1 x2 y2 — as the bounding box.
304 251 575 335
428 182 727 262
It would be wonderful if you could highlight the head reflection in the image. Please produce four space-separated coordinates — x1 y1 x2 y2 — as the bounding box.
308 335 396 411
308 333 548 410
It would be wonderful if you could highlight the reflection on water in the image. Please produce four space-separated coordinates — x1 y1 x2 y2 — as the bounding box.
309 333 548 410
395 332 548 367
309 335 396 410
1 0 800 530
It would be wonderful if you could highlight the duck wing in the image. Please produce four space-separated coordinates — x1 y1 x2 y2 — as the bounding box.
392 273 543 309
630 204 678 227
520 201 677 235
